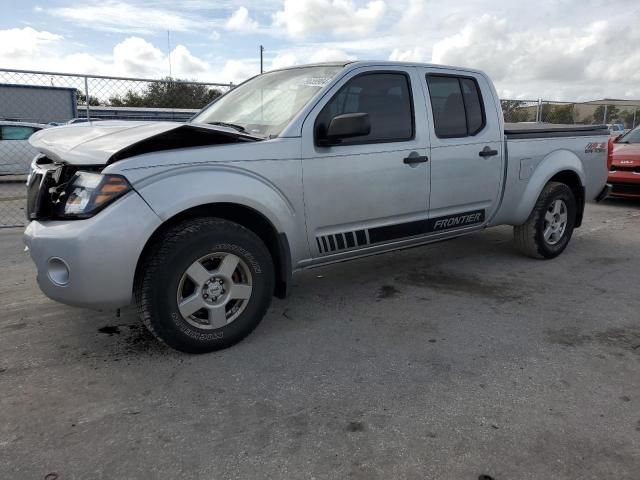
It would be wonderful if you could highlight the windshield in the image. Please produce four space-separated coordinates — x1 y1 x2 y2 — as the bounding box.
618 126 640 144
192 65 345 138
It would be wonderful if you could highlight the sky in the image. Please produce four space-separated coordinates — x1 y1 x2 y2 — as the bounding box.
0 0 639 101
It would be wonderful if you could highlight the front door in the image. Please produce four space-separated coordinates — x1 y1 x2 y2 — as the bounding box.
420 69 504 231
301 66 431 261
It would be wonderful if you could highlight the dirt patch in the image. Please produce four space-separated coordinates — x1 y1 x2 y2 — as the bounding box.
545 327 593 347
546 326 640 355
377 285 401 300
399 268 522 302
2 322 27 331
594 327 640 352
346 421 365 432
98 325 121 335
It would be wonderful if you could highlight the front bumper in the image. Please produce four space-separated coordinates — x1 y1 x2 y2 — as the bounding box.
607 171 640 198
24 191 162 310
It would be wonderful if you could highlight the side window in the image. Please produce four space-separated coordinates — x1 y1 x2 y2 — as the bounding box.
316 72 414 144
1 126 36 141
426 75 486 138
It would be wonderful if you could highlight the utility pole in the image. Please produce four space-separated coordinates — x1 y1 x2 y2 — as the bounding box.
260 45 264 74
167 30 173 79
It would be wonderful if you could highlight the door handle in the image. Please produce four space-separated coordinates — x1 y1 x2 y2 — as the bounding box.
403 154 429 166
479 146 498 157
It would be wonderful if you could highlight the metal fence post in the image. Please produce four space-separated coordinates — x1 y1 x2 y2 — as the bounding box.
84 76 90 121
536 99 542 123
603 104 607 125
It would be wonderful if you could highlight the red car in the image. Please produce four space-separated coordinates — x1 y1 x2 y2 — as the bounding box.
608 126 640 198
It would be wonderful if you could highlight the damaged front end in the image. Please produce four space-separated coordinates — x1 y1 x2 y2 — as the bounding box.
108 123 262 163
26 122 262 221
26 157 105 220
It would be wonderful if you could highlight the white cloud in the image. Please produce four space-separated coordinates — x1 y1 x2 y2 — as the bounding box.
6 1 640 100
273 0 386 38
309 47 354 63
112 37 166 77
215 59 259 84
429 14 640 99
170 45 209 74
388 47 424 62
0 27 62 57
225 6 259 32
46 1 204 34
0 29 210 80
270 53 298 70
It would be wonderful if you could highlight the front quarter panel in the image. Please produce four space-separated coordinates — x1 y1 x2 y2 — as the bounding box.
107 138 309 265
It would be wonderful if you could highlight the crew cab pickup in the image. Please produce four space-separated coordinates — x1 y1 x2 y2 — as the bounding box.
24 61 611 353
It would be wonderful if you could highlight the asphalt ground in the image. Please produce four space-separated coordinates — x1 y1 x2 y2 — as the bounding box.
1 199 639 479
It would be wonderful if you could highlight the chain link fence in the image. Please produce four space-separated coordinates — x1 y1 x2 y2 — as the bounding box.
502 99 640 127
0 68 233 227
2 67 640 227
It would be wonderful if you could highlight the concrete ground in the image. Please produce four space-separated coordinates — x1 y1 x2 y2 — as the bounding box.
1 200 639 480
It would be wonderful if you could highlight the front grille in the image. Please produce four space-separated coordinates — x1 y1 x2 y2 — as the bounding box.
610 183 640 195
25 165 68 220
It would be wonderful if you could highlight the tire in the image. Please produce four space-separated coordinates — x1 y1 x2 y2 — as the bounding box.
135 217 275 353
513 181 576 259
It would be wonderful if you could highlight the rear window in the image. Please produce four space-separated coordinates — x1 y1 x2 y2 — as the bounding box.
1 126 37 140
426 75 486 138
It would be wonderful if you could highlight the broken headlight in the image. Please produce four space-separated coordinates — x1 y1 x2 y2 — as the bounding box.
56 172 132 218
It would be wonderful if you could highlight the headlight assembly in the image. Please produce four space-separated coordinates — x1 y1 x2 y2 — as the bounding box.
56 172 132 218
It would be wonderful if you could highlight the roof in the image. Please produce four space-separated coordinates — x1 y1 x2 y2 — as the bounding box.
580 99 640 107
0 83 78 92
269 60 487 77
0 120 50 128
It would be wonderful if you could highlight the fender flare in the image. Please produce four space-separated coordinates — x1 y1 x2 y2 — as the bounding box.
512 149 585 224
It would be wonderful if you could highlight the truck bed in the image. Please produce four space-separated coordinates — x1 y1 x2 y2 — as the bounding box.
504 123 609 139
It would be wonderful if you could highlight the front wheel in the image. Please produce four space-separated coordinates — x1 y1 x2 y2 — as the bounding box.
513 181 576 259
135 217 275 353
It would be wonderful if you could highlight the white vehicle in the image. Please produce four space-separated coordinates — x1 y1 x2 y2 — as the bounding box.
0 121 49 175
607 123 626 137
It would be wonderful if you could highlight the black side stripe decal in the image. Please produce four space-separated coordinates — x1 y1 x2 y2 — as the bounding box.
369 209 484 244
316 209 484 255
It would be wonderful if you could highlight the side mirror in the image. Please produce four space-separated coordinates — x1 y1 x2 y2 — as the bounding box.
319 113 370 145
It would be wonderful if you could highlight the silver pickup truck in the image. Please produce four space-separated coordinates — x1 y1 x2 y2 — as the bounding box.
24 61 611 353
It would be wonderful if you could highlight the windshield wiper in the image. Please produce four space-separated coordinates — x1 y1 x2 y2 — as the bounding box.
207 121 246 132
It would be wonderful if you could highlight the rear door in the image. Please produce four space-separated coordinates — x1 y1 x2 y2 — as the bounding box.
301 66 431 261
419 69 504 231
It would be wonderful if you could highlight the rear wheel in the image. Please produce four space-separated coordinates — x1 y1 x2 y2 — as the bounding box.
514 181 576 259
135 217 274 353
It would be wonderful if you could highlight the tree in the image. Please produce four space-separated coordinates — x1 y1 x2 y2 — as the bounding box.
619 109 638 129
501 100 533 123
108 77 223 109
76 90 101 106
593 104 620 124
541 104 574 124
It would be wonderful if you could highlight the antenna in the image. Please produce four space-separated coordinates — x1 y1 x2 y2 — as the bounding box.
167 30 173 78
260 45 264 74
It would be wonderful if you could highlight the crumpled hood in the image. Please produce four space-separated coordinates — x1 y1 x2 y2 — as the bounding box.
29 120 256 166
